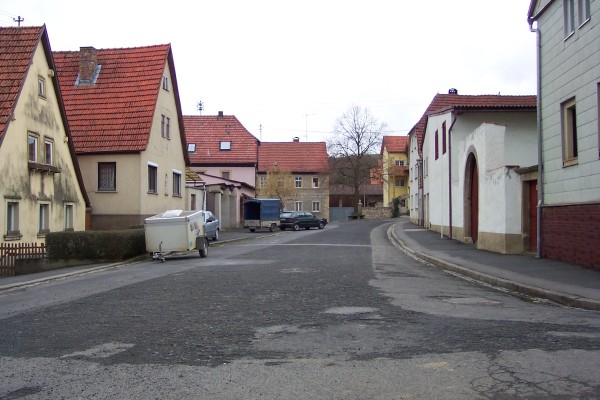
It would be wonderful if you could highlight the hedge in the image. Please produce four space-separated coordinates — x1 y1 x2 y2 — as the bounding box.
45 229 146 261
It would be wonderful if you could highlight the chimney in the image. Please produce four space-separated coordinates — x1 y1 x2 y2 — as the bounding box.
79 47 98 85
218 111 224 118
293 137 300 142
448 88 458 94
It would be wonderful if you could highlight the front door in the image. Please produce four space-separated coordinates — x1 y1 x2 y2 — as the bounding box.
470 158 479 243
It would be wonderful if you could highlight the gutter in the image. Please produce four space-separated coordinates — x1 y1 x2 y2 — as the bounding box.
529 19 543 259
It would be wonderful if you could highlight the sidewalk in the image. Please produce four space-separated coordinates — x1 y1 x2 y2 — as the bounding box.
390 217 600 311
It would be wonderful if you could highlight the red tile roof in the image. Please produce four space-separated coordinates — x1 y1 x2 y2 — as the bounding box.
53 44 186 156
183 115 259 165
258 141 328 173
0 26 45 140
381 135 409 154
412 93 536 156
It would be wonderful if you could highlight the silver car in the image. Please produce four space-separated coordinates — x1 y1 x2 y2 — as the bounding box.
203 211 220 241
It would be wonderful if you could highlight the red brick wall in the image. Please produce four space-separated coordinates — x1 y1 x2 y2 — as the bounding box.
542 203 600 269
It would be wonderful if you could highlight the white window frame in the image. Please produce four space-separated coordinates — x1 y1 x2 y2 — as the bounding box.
295 176 302 188
39 202 50 235
44 138 53 165
561 97 578 165
312 176 319 188
260 175 267 188
6 201 20 237
295 201 302 211
564 0 575 37
38 76 46 98
148 162 158 194
312 201 320 212
220 141 231 150
28 134 38 162
188 143 196 152
578 0 590 26
172 169 182 197
64 203 74 231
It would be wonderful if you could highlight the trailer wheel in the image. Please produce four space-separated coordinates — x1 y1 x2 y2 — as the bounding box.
250 228 256 232
199 238 208 258
269 224 275 232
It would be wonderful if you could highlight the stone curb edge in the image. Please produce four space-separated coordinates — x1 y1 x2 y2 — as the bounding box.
387 225 600 312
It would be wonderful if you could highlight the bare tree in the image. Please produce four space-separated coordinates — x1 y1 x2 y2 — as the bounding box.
328 105 387 213
256 167 297 211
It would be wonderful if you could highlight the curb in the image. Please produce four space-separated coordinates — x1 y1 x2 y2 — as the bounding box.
387 225 600 312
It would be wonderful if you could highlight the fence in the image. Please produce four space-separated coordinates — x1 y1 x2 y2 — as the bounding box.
0 242 46 277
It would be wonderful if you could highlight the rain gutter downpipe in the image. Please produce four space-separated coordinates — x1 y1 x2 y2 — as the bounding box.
448 113 458 239
529 19 543 259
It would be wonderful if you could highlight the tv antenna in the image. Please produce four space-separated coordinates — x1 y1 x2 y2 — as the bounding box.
303 113 315 141
196 101 204 115
13 16 24 26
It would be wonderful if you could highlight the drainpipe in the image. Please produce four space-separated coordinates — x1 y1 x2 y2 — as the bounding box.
448 113 458 239
529 19 543 259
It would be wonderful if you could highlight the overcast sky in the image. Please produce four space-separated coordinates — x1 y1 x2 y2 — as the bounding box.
1 0 536 143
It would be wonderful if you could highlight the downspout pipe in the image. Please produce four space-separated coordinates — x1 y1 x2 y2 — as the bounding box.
529 19 543 259
448 113 458 239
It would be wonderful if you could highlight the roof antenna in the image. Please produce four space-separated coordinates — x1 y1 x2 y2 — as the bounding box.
13 16 24 26
196 101 204 115
259 124 262 141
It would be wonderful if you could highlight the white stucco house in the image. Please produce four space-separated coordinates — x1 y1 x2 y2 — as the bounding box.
528 0 600 269
417 93 537 254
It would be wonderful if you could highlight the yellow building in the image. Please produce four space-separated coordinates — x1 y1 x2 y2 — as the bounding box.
381 136 409 213
0 26 89 244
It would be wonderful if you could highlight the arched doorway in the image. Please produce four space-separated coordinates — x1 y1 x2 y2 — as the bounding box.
464 153 479 243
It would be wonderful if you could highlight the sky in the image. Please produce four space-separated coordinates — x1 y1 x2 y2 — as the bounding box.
0 0 537 144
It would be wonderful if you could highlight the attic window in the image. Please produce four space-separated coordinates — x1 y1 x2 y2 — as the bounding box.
162 76 169 91
38 76 46 99
188 143 196 153
220 141 231 151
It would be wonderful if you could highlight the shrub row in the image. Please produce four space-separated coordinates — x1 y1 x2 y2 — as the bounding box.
46 229 146 261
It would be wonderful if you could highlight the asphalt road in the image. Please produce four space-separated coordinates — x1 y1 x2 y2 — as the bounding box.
1 220 600 399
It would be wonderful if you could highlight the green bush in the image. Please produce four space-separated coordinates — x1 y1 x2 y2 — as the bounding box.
392 197 400 218
46 229 146 261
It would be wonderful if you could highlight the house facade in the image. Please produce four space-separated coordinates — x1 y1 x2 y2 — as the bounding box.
528 0 600 269
257 139 329 220
381 135 409 213
0 26 89 244
53 45 189 230
408 126 422 225
183 112 258 227
419 93 537 254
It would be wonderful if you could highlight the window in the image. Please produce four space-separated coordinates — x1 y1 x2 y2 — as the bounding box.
561 98 578 165
578 0 590 25
220 141 231 150
6 201 19 236
161 115 170 139
39 203 50 234
28 134 38 162
38 76 46 98
64 204 74 231
564 0 575 37
395 178 405 187
434 130 439 160
312 176 319 188
148 164 158 193
221 171 230 180
394 160 405 166
188 143 196 152
295 176 302 188
44 139 53 165
260 175 267 188
98 162 116 191
162 75 169 91
173 170 182 197
312 201 320 212
442 121 447 154
295 201 302 211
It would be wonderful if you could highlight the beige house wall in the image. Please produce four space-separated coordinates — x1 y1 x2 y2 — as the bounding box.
1 41 86 243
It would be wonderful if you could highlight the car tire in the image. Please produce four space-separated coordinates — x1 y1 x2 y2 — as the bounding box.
199 238 208 258
250 228 255 232
213 229 219 241
293 223 300 231
318 221 325 229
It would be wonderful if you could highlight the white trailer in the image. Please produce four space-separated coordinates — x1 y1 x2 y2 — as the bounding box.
144 210 209 261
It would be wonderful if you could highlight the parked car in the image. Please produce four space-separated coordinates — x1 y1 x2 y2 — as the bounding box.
279 211 327 231
203 211 220 240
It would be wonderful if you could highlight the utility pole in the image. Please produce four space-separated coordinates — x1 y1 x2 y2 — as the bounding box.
13 16 24 26
303 113 315 141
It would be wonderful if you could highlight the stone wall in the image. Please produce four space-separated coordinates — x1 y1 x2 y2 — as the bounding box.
362 207 392 219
